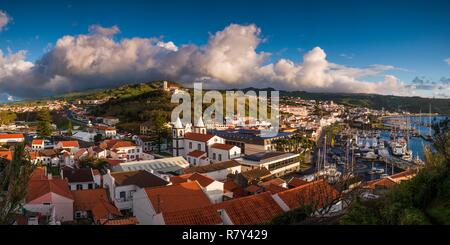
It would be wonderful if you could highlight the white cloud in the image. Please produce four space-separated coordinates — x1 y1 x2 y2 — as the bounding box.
0 10 11 31
445 58 450 65
0 23 444 98
88 24 120 36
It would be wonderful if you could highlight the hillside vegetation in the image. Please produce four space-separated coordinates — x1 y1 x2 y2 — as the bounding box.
281 91 450 115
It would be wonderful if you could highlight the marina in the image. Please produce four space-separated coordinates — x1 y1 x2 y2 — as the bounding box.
312 114 447 183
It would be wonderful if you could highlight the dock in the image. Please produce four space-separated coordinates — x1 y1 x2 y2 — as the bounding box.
378 149 418 170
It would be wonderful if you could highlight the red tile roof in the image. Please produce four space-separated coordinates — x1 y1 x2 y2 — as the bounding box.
58 141 79 148
264 183 288 194
364 178 397 190
187 150 206 158
277 179 339 210
0 134 24 139
100 217 139 225
170 173 215 188
188 173 215 187
95 125 116 131
162 206 222 225
26 179 73 202
214 192 284 225
211 143 235 150
184 133 214 142
30 167 47 180
288 177 308 188
32 139 44 145
223 180 239 193
260 178 286 187
144 181 211 213
245 184 262 193
389 169 416 181
101 139 136 150
0 151 12 161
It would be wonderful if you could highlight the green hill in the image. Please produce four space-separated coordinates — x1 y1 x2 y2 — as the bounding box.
280 91 450 115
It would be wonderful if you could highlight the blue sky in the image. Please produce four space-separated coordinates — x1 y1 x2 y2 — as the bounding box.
0 0 449 99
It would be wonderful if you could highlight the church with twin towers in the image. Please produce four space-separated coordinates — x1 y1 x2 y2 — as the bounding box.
172 116 241 167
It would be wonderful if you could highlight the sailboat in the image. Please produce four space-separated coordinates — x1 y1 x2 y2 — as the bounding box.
369 161 385 175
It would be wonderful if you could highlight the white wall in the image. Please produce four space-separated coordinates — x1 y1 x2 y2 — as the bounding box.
132 188 158 225
204 181 224 204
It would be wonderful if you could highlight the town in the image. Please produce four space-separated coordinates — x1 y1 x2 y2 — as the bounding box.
1 80 442 225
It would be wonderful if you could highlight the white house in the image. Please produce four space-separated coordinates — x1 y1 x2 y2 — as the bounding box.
94 125 117 138
102 169 169 211
100 139 142 161
0 133 24 144
24 177 74 223
209 143 241 163
132 181 212 225
186 150 209 166
61 167 97 191
31 139 45 151
55 141 80 153
171 173 224 204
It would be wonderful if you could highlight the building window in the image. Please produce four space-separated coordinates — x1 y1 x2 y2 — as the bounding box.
189 142 192 149
76 184 83 190
218 154 222 161
88 183 93 189
75 211 82 219
119 191 126 200
213 153 216 160
193 159 196 165
197 143 201 150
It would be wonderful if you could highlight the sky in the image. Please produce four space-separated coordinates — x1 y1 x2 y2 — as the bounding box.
0 0 449 101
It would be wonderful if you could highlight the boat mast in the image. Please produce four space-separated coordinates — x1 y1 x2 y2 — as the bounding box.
429 103 432 137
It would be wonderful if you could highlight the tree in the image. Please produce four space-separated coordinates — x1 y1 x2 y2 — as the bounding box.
67 120 73 136
150 110 170 153
36 109 52 138
0 143 35 224
0 111 17 125
94 134 103 143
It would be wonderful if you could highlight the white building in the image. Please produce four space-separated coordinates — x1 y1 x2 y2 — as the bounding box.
72 131 96 142
0 133 24 144
31 139 45 151
237 151 301 177
100 139 142 161
112 156 189 174
61 167 97 191
172 117 241 167
132 181 212 225
55 141 80 153
209 143 241 163
102 169 169 211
